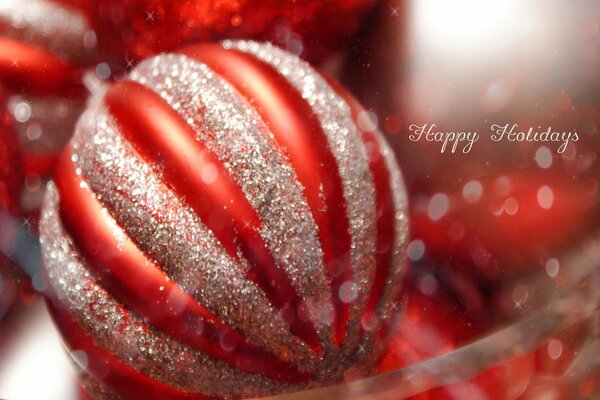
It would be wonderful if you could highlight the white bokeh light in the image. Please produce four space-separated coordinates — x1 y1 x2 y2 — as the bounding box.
413 0 534 62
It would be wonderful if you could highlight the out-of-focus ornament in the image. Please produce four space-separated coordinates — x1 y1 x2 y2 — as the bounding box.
41 41 409 399
79 0 377 69
411 167 599 283
0 0 97 213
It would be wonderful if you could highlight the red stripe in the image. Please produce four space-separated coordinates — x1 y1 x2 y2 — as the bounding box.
46 300 218 400
181 44 354 347
55 150 311 383
325 77 400 333
104 81 322 354
0 36 81 95
22 153 58 177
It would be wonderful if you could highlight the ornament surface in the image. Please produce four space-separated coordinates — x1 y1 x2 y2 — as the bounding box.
41 41 408 399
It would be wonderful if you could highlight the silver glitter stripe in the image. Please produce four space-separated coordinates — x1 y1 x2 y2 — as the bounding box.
0 0 95 63
69 103 311 368
225 40 378 351
130 54 335 352
41 184 297 397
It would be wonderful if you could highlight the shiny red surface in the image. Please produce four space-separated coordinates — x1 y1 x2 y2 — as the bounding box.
0 36 81 96
412 169 598 282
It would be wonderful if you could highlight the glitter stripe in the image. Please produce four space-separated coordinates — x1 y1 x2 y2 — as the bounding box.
324 78 408 348
70 106 312 370
181 44 355 347
41 184 299 396
47 303 218 400
55 150 312 383
326 80 401 331
0 36 78 95
224 41 378 354
129 54 335 352
0 0 93 63
104 81 322 353
370 130 410 341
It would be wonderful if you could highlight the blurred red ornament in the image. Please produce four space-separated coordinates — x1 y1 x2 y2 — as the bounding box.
411 167 599 283
380 284 534 400
0 0 97 213
82 0 377 69
40 41 408 399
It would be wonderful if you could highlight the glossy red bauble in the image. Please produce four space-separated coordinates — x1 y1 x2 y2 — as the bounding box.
82 0 376 68
412 167 599 283
41 41 409 399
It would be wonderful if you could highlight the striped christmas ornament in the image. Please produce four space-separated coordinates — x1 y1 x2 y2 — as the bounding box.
0 0 96 209
40 41 409 399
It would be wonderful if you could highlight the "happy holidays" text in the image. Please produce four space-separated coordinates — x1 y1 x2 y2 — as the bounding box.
408 123 579 154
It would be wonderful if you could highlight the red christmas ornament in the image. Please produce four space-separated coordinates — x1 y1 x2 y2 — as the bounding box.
380 284 534 400
41 41 409 399
0 0 97 212
411 168 599 283
82 0 377 69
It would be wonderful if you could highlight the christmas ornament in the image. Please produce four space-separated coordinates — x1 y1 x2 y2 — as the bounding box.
0 0 96 212
411 167 599 283
82 0 377 69
41 40 408 399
